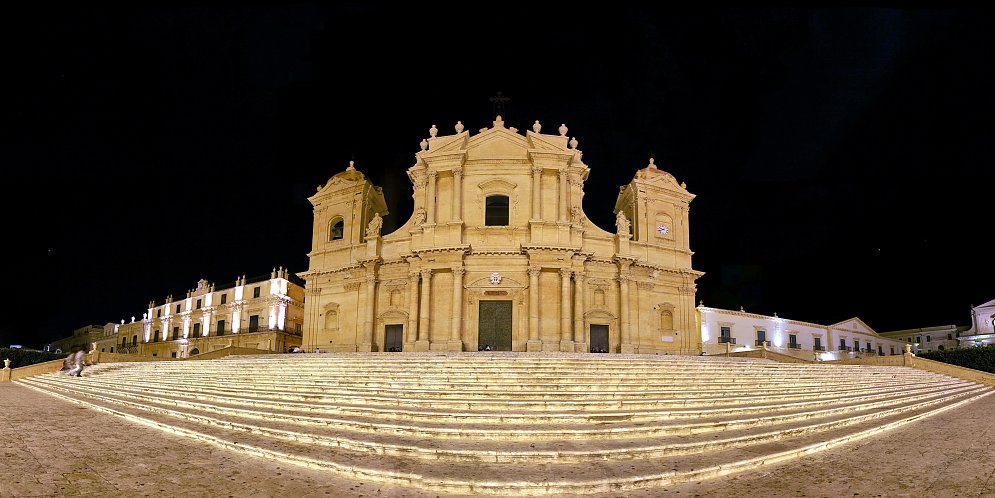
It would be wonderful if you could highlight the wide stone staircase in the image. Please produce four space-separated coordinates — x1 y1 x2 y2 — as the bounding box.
17 353 992 495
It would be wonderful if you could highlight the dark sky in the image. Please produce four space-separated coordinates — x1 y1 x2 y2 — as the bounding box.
3 6 993 348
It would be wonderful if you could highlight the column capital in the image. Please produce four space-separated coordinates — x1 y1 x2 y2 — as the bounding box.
559 267 573 278
408 271 421 280
531 165 543 175
366 275 377 284
528 266 542 278
427 170 438 179
617 274 631 283
420 268 433 279
452 266 466 277
452 167 463 177
573 272 586 283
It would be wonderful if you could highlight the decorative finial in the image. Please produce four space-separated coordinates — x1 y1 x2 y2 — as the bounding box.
699 300 703 307
419 139 428 151
131 316 135 323
558 123 568 136
429 124 438 138
740 306 745 312
493 115 505 128
681 181 687 189
121 319 125 325
648 157 657 169
346 160 356 171
4 359 10 369
455 121 464 133
569 137 578 149
774 312 778 318
533 120 541 133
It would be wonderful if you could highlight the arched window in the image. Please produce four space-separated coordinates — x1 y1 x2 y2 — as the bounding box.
329 218 344 241
485 195 509 226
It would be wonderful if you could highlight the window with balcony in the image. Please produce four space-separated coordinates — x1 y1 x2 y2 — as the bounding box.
172 327 179 340
249 315 259 332
196 299 202 309
193 323 201 338
788 334 799 349
253 287 261 299
755 329 766 347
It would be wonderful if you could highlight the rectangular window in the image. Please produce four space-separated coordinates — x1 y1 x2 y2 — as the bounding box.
157 309 161 318
221 294 227 305
196 299 202 309
171 352 177 358
789 334 798 348
110 347 114 353
172 327 179 340
814 337 822 351
720 326 731 337
916 336 922 344
891 347 895 355
947 333 953 340
193 323 201 337
867 342 872 352
153 330 160 342
926 335 931 342
839 338 847 351
132 336 137 347
217 320 226 336
253 287 261 299
756 329 766 346
249 315 259 332
485 195 510 226
176 304 181 313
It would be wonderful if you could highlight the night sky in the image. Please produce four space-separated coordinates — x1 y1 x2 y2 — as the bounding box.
4 6 993 348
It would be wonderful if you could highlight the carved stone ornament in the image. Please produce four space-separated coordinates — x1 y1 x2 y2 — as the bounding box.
412 207 426 225
455 121 464 133
533 120 541 133
365 212 383 238
429 124 438 138
615 211 631 238
558 123 568 136
490 272 502 285
419 139 428 151
569 137 578 149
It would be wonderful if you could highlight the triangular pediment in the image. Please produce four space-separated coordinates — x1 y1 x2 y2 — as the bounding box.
977 297 995 309
830 317 877 335
465 128 530 160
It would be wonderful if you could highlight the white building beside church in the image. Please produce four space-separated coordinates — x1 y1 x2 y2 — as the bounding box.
698 305 908 360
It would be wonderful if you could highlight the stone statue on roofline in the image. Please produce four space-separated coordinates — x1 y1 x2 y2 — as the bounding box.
616 211 631 239
365 212 383 238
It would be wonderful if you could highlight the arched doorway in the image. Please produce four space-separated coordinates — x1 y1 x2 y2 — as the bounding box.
189 348 200 356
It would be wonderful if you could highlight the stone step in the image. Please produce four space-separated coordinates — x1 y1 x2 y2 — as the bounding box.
22 376 981 443
50 374 971 425
61 373 946 406
19 378 992 495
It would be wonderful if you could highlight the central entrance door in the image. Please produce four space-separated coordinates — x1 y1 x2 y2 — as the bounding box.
384 324 403 352
590 324 609 353
478 300 513 351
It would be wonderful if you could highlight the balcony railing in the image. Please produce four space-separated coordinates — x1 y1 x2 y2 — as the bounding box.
813 345 826 352
755 340 769 347
838 346 852 352
787 343 801 350
718 337 737 344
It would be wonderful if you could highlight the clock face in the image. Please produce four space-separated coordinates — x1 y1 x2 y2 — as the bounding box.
657 225 670 234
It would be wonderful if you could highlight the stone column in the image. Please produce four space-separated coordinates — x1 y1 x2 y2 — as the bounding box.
531 166 542 220
559 268 573 351
449 266 465 351
360 274 376 352
416 269 432 351
558 170 568 222
426 170 437 224
527 265 542 352
573 272 586 352
452 167 463 222
407 271 420 347
619 273 634 354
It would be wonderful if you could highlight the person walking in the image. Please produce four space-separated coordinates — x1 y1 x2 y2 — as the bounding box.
67 350 87 377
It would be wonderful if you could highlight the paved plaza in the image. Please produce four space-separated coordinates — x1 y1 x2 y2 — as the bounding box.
2 382 995 497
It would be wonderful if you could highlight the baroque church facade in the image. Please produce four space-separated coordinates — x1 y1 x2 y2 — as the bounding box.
300 117 702 354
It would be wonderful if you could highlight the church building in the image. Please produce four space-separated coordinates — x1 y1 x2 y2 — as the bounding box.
300 117 702 354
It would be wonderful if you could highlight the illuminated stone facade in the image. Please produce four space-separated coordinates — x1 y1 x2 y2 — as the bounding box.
959 297 995 347
54 269 305 358
300 117 702 354
698 306 908 359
